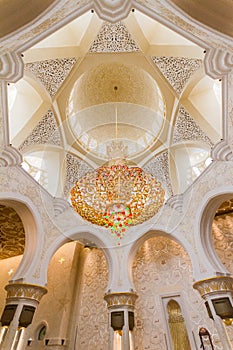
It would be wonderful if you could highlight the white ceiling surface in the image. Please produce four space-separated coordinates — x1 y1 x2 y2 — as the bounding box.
8 10 221 197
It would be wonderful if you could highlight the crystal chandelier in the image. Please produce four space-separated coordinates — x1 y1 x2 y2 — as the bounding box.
70 87 165 244
71 141 165 244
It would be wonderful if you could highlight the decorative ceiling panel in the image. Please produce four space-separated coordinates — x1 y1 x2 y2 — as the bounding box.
19 109 62 151
172 106 213 146
0 205 25 260
89 22 140 53
25 57 77 96
152 56 202 95
64 153 93 197
143 150 173 197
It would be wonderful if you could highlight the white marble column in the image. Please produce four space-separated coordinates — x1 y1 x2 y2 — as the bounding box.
205 49 233 160
194 276 233 350
0 283 47 350
0 52 23 166
104 292 138 350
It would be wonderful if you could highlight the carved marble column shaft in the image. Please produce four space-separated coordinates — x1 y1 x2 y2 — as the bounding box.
205 49 233 160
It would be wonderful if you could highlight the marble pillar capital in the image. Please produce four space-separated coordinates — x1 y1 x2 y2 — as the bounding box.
193 276 233 298
5 283 47 304
104 291 138 309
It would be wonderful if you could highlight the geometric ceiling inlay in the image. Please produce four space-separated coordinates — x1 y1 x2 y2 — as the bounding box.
89 22 140 53
19 109 62 151
64 153 93 197
152 57 202 95
143 150 173 197
172 106 213 146
0 205 25 260
25 57 77 96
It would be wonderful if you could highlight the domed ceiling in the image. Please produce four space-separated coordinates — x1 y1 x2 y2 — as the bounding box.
68 62 165 160
171 0 233 39
7 9 222 199
0 0 56 39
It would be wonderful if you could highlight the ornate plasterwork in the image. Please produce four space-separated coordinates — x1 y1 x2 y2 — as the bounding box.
136 0 233 50
19 109 62 151
143 150 173 197
71 62 161 111
204 49 233 80
173 106 213 146
5 283 47 302
212 213 233 274
0 52 24 82
1 0 233 57
152 56 202 95
104 292 138 308
77 248 109 349
211 140 233 161
25 58 77 97
166 193 184 214
64 153 93 196
193 277 233 298
0 1 92 54
133 236 221 349
89 22 140 53
0 205 25 259
0 146 23 166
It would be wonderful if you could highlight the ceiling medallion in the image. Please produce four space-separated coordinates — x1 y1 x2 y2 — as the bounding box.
71 87 165 244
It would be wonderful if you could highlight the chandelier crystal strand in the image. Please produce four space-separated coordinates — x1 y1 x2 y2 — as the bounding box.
71 86 165 244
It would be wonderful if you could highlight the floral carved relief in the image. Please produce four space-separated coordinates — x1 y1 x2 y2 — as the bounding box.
77 249 109 350
133 236 222 350
19 109 62 151
0 205 25 259
143 150 173 197
64 153 93 197
152 57 202 95
173 106 213 146
89 22 140 53
5 283 47 302
25 58 77 97
212 213 233 276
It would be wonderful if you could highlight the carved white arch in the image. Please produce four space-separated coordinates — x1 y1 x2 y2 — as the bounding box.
0 0 232 66
38 226 117 291
0 192 44 283
195 186 233 278
128 228 200 291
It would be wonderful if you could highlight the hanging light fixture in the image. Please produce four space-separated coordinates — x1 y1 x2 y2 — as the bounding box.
71 86 165 244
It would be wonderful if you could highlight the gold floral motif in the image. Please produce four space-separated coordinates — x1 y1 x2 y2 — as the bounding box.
104 292 138 308
5 283 47 302
193 276 233 297
0 205 25 259
89 22 139 53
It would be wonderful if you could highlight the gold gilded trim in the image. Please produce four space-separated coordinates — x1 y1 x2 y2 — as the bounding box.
104 291 138 308
193 276 233 297
5 283 47 302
